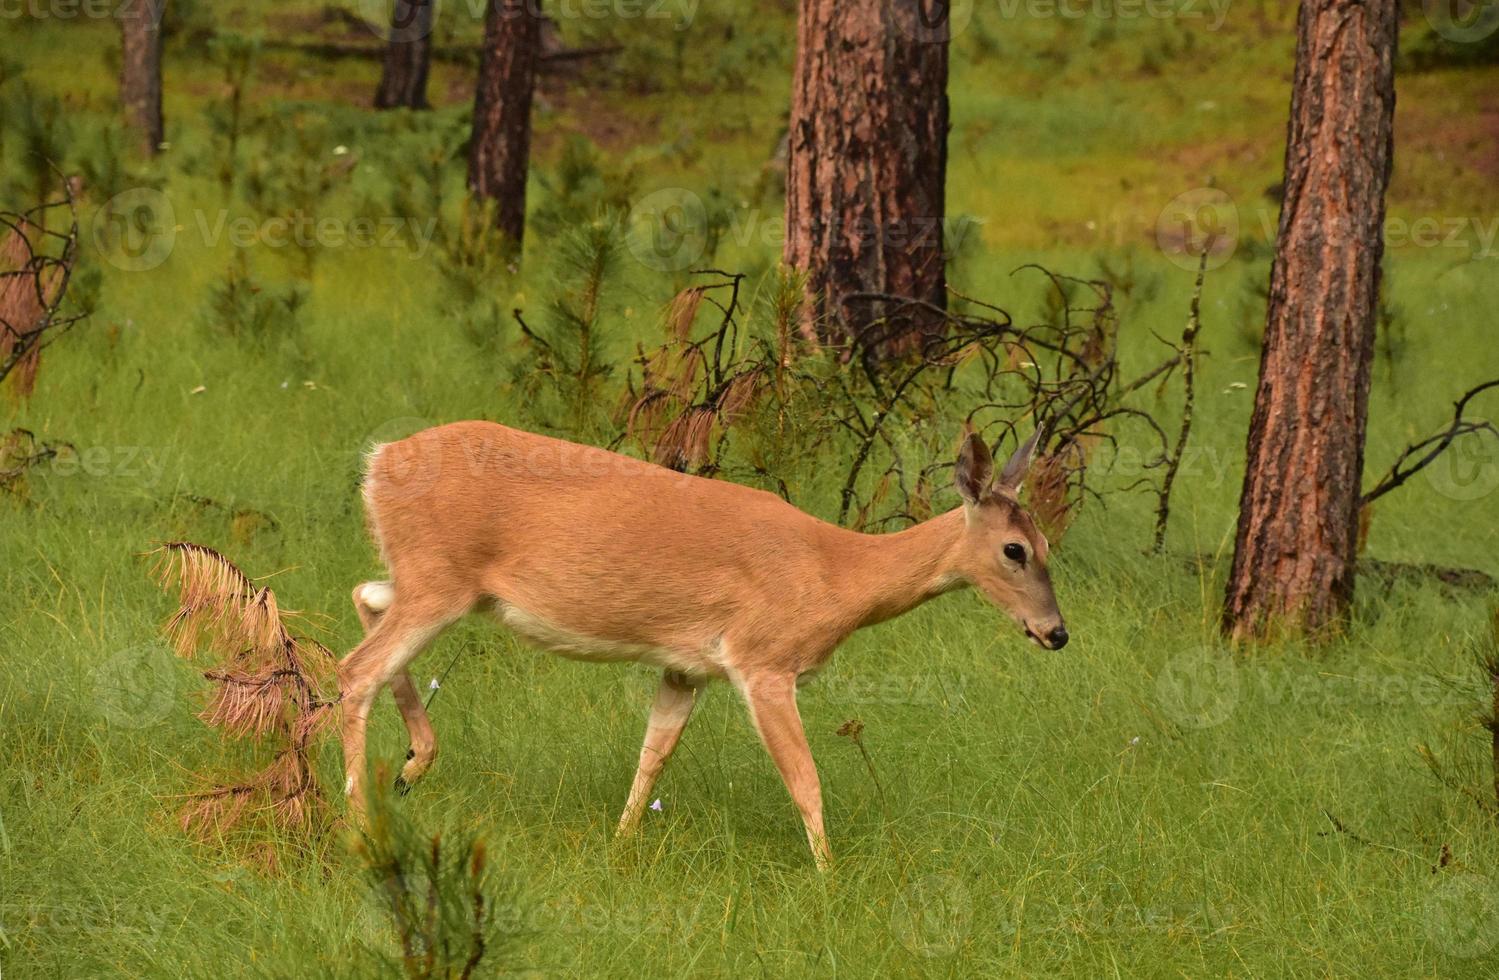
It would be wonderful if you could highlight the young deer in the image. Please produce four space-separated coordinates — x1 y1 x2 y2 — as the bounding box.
341 420 1066 869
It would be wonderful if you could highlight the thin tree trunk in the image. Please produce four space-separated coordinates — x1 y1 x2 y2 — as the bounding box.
468 0 540 253
1222 0 1398 642
783 0 949 350
374 0 434 110
119 0 165 156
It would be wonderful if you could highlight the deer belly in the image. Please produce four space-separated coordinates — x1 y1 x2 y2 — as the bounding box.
497 603 724 677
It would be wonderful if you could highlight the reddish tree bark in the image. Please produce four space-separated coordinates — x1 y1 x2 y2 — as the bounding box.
468 0 541 253
119 0 166 156
1222 0 1398 641
374 0 434 110
783 0 949 349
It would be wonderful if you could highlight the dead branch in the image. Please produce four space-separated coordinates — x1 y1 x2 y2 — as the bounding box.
256 38 619 70
1318 809 1380 848
0 180 90 398
172 491 283 534
1361 379 1499 507
1152 250 1207 553
0 427 72 492
1359 558 1496 593
624 271 771 474
625 264 1190 541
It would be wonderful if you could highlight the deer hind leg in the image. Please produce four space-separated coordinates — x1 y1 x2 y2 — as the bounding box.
738 671 832 871
616 669 701 838
340 588 463 821
354 582 437 793
389 672 436 793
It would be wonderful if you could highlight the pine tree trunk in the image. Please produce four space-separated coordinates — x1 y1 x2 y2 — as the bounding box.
783 0 949 349
119 0 165 156
468 0 540 253
374 0 434 110
1222 0 1398 642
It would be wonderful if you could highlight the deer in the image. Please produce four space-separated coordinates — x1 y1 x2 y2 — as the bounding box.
339 419 1067 870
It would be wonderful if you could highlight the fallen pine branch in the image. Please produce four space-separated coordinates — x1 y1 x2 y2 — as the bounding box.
149 542 339 844
257 37 620 70
1184 553 1496 593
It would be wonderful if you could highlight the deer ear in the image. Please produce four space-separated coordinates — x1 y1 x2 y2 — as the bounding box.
997 428 1042 492
955 433 994 505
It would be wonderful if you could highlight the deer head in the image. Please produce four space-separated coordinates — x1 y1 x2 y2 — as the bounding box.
953 430 1069 650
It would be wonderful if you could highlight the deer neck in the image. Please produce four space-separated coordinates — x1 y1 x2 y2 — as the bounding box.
820 508 969 631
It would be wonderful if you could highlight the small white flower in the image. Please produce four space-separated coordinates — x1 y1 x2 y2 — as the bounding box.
649 798 663 811
333 145 349 156
428 678 439 691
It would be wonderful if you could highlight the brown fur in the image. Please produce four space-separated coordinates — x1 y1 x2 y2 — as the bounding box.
339 421 1065 869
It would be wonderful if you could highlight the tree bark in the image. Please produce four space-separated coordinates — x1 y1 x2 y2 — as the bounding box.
468 0 541 253
374 0 434 110
1222 0 1398 642
119 0 165 156
783 0 949 350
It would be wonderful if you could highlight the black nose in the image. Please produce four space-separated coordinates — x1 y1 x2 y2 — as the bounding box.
1047 626 1069 650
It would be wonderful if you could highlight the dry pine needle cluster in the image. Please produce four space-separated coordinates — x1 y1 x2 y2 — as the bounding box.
150 542 340 840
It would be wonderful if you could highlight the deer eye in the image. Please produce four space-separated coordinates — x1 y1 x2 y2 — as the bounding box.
1003 543 1026 564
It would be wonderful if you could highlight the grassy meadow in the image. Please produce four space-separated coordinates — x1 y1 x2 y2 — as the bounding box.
4 2 1499 976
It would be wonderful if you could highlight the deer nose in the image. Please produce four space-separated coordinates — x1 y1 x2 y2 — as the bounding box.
1047 626 1069 650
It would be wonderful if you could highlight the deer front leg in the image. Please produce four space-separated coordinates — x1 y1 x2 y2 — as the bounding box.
738 672 831 871
616 669 700 837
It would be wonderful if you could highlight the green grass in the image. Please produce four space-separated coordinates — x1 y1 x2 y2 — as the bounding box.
5 3 1499 977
